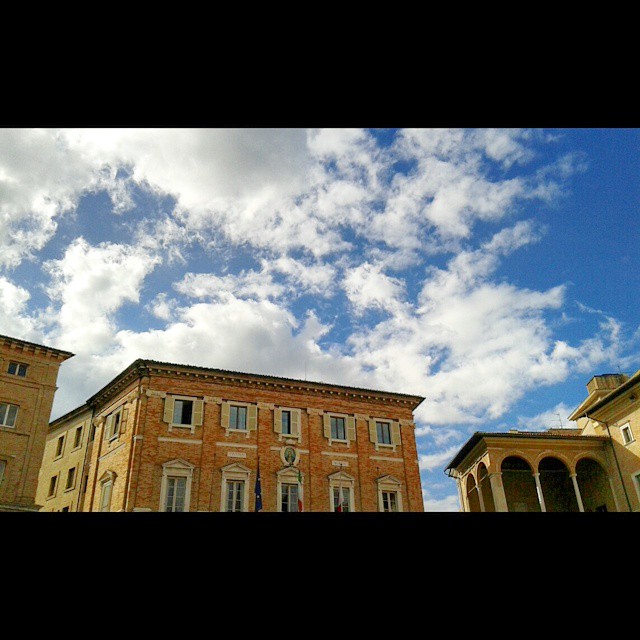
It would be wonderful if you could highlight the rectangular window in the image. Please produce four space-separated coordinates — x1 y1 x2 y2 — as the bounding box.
229 405 247 430
82 474 89 494
282 410 292 435
381 491 398 512
55 435 65 457
331 416 346 440
376 421 392 445
621 424 634 445
111 411 122 439
0 460 6 485
226 480 245 512
100 482 113 512
0 402 18 428
172 399 193 425
66 467 76 490
281 483 299 512
7 362 28 377
48 475 58 498
332 487 350 512
165 476 187 512
89 423 96 442
73 426 83 448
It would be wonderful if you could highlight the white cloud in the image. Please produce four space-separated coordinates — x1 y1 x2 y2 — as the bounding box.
0 277 41 340
419 445 462 472
342 262 406 315
424 494 460 512
516 403 578 431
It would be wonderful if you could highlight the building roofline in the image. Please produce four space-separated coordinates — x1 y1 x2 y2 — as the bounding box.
0 333 74 360
568 368 640 421
86 358 427 410
49 402 92 430
444 430 610 472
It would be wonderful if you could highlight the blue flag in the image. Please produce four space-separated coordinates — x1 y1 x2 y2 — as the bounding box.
255 459 263 512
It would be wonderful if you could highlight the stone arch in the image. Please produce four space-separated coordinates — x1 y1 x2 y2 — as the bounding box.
538 456 579 512
533 449 572 473
575 456 616 512
501 456 541 512
465 473 481 512
476 462 495 512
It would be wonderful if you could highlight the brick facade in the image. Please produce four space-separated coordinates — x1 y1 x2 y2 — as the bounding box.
68 360 425 512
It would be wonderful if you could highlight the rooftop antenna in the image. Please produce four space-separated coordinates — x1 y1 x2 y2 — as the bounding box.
556 412 564 429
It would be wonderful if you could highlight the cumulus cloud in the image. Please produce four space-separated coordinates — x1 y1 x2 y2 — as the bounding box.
516 403 578 431
419 445 462 472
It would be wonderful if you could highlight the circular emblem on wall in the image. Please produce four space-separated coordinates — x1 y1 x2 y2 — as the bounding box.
282 446 298 466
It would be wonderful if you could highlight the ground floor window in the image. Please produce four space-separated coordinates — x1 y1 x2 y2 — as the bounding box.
226 480 245 512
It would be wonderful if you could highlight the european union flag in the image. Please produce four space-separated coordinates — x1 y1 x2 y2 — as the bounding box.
255 459 263 512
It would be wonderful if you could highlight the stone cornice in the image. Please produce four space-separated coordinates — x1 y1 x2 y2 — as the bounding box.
0 333 74 361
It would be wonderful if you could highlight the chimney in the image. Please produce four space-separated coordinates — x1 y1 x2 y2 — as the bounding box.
586 373 629 395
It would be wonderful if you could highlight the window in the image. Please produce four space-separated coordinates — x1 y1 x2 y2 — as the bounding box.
82 474 89 494
65 467 76 491
0 402 18 428
329 471 355 512
229 405 247 430
369 417 401 451
173 399 193 426
220 463 250 512
376 421 392 445
377 475 403 512
165 476 188 512
104 406 126 441
274 407 301 441
381 491 399 512
100 480 113 512
331 416 346 440
281 483 299 512
225 480 245 512
621 423 634 445
73 426 83 449
333 487 351 512
282 410 291 435
89 423 96 442
7 362 28 377
48 475 58 498
111 411 121 439
0 460 6 486
160 459 195 512
55 435 65 458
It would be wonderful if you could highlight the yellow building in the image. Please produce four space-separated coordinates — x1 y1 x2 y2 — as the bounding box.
445 369 640 512
0 333 74 512
36 404 93 512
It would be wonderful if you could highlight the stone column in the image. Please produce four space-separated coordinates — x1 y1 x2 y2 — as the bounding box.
533 472 546 512
476 479 486 512
570 473 585 512
488 472 508 512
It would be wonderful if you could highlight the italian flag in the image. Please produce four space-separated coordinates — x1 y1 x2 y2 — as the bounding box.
297 468 303 512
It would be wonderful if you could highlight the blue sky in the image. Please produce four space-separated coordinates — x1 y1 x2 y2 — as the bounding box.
1 128 638 511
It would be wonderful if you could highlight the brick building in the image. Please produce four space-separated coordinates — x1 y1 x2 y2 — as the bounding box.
37 359 425 512
0 334 74 512
445 368 640 512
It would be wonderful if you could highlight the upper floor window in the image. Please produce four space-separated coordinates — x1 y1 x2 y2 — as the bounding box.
281 483 299 512
104 405 127 441
98 470 117 512
48 474 58 498
163 395 203 434
368 417 401 451
230 405 247 430
65 467 76 491
274 406 301 441
323 412 355 446
165 476 187 512
621 423 634 445
376 421 392 445
328 471 355 512
333 486 351 512
73 425 83 449
55 435 65 458
7 362 28 377
160 459 195 512
331 416 346 440
381 491 399 512
0 402 18 428
377 475 403 512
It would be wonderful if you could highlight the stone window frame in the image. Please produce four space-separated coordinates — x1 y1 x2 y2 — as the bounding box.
47 473 59 499
54 433 66 459
103 404 128 442
620 422 635 446
71 425 83 451
274 406 302 443
328 470 356 512
220 462 251 512
0 401 19 429
276 466 304 512
64 466 77 492
98 470 117 512
7 361 28 377
221 400 257 438
163 395 203 434
368 417 401 453
376 475 404 512
323 412 356 447
159 459 195 512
